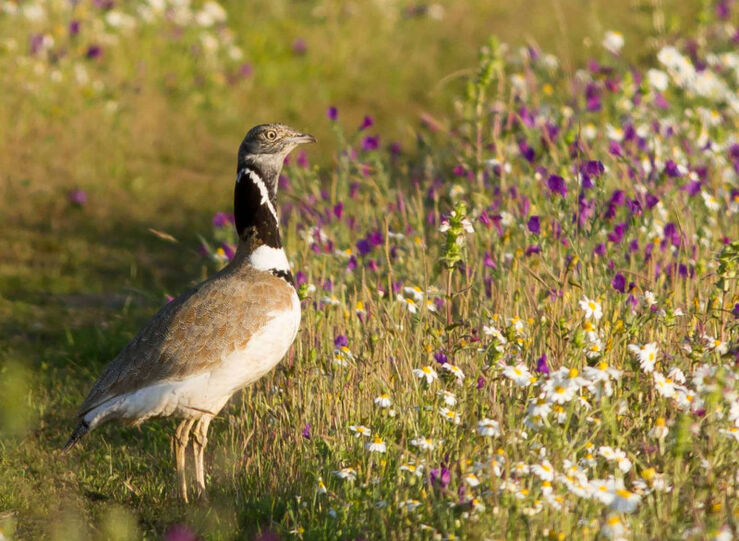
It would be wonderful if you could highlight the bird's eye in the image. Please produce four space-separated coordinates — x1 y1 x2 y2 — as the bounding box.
265 130 277 140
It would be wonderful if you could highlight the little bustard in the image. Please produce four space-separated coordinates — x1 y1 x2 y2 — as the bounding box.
64 124 315 502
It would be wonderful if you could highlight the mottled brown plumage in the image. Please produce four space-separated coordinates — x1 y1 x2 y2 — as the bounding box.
78 254 295 419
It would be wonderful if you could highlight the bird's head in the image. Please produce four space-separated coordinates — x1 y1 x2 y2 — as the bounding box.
238 123 316 175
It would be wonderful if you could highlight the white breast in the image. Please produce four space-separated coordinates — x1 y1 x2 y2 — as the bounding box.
84 289 301 428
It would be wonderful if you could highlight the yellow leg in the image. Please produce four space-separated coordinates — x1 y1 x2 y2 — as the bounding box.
192 415 213 499
174 418 196 503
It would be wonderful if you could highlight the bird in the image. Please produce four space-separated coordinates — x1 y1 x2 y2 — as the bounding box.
63 123 316 502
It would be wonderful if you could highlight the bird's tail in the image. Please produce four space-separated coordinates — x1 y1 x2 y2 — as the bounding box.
62 420 89 453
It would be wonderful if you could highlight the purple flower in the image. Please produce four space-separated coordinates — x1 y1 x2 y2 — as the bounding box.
358 115 374 131
67 189 87 206
594 243 607 256
607 222 626 243
547 175 567 197
608 140 622 156
295 271 307 287
165 524 198 541
525 244 541 256
434 352 448 365
527 215 540 235
296 150 309 168
292 38 307 55
518 140 535 163
476 376 485 389
586 95 601 112
611 272 626 293
683 181 702 196
732 303 739 319
664 160 682 177
333 202 344 220
301 423 311 439
69 20 80 36
212 211 231 228
221 243 235 260
453 165 466 177
389 142 401 156
334 335 349 348
581 161 605 176
326 106 338 121
86 44 102 59
356 238 371 256
483 251 496 269
654 93 669 108
361 135 380 151
535 354 549 375
430 465 451 489
239 63 253 78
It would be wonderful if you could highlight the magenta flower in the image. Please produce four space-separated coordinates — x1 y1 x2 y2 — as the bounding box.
361 135 380 151
301 423 311 439
358 115 374 131
212 211 231 228
732 303 739 319
434 352 448 365
476 376 485 389
292 38 307 55
165 524 198 541
483 251 496 269
239 63 253 78
67 189 87 206
518 140 535 163
326 106 338 121
334 335 348 348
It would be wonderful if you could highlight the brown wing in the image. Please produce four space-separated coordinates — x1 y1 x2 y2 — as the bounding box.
77 264 295 417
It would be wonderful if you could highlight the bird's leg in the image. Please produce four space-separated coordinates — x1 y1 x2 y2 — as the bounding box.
192 414 213 499
174 418 196 503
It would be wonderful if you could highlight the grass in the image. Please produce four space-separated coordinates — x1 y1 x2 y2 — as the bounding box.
1 0 738 539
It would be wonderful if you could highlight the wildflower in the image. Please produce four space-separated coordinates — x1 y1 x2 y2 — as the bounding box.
464 473 481 487
704 335 729 355
316 477 327 494
477 418 501 437
579 296 603 321
366 435 387 453
610 488 640 513
647 69 669 91
441 362 465 383
333 467 357 481
439 407 461 424
649 417 669 440
374 393 392 408
627 342 659 373
653 372 677 398
719 426 739 442
398 499 422 511
349 425 371 438
600 514 629 540
413 365 438 384
326 106 338 121
438 390 457 406
602 31 624 54
67 189 87 206
502 363 533 387
400 462 424 476
396 294 418 314
531 460 555 481
410 437 436 450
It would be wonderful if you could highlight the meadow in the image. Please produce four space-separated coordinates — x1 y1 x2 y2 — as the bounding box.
1 0 738 539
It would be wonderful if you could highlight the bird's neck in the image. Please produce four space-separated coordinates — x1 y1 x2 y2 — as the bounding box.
233 162 293 284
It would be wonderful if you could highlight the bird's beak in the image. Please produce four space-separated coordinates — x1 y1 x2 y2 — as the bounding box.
289 132 317 145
